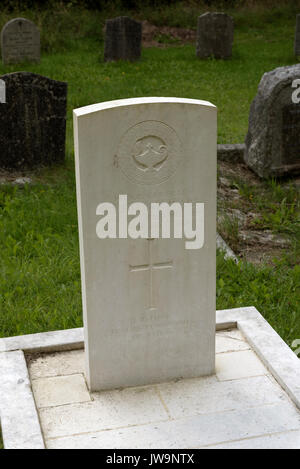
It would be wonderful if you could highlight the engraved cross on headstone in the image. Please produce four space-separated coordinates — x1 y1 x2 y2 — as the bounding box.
129 238 173 310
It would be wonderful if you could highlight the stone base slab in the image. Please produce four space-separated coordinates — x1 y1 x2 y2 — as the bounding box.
217 143 245 163
0 307 299 449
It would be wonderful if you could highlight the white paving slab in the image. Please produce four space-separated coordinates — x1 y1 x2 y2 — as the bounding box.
32 374 91 409
29 328 299 449
156 375 288 419
217 307 300 409
28 350 86 380
215 329 250 353
46 403 300 449
216 349 269 381
39 386 169 439
1 307 299 449
218 329 247 341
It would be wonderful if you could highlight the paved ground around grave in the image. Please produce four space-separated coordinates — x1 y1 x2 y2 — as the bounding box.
27 329 300 449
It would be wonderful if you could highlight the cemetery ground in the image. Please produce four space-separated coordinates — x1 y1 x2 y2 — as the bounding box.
0 3 300 448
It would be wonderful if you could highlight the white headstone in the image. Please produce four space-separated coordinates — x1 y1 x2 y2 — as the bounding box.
74 97 217 391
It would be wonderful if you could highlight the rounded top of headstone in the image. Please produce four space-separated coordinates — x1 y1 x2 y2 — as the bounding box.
1 17 40 65
106 16 141 25
116 16 133 20
257 64 300 99
199 12 233 20
1 17 39 35
0 72 67 96
74 96 216 118
244 63 300 177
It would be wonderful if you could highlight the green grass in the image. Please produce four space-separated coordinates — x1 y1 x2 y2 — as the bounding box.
0 4 299 367
217 252 300 346
0 3 299 144
0 179 82 337
218 174 300 264
3 29 297 145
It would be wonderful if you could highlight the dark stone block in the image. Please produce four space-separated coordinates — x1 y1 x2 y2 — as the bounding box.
196 12 234 59
104 16 142 62
217 144 245 163
0 72 67 170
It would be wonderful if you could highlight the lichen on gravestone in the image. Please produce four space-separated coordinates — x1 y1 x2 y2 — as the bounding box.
244 64 300 178
0 72 67 170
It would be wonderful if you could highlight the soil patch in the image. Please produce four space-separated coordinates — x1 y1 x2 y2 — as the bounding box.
142 20 196 48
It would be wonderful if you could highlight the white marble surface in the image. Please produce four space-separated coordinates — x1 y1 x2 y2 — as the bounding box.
217 307 300 409
1 306 299 449
28 328 300 449
45 404 300 449
216 349 268 380
0 327 83 353
0 351 44 449
32 374 91 409
74 97 217 391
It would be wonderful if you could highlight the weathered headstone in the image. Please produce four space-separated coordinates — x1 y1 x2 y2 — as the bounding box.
1 18 40 65
294 14 300 56
104 16 142 62
0 72 67 170
196 12 234 59
74 97 217 391
244 65 300 178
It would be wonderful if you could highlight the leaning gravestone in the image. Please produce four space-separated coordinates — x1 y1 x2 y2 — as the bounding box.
74 97 217 391
244 64 300 178
0 72 67 170
104 16 142 62
294 14 300 56
196 12 234 59
1 18 40 65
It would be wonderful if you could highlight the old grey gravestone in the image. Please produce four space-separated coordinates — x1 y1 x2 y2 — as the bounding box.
294 14 300 56
1 18 40 65
74 97 217 391
196 12 234 59
244 64 300 178
104 16 142 62
0 72 67 170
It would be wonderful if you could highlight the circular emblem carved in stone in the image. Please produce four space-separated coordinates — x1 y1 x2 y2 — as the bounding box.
118 120 181 185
